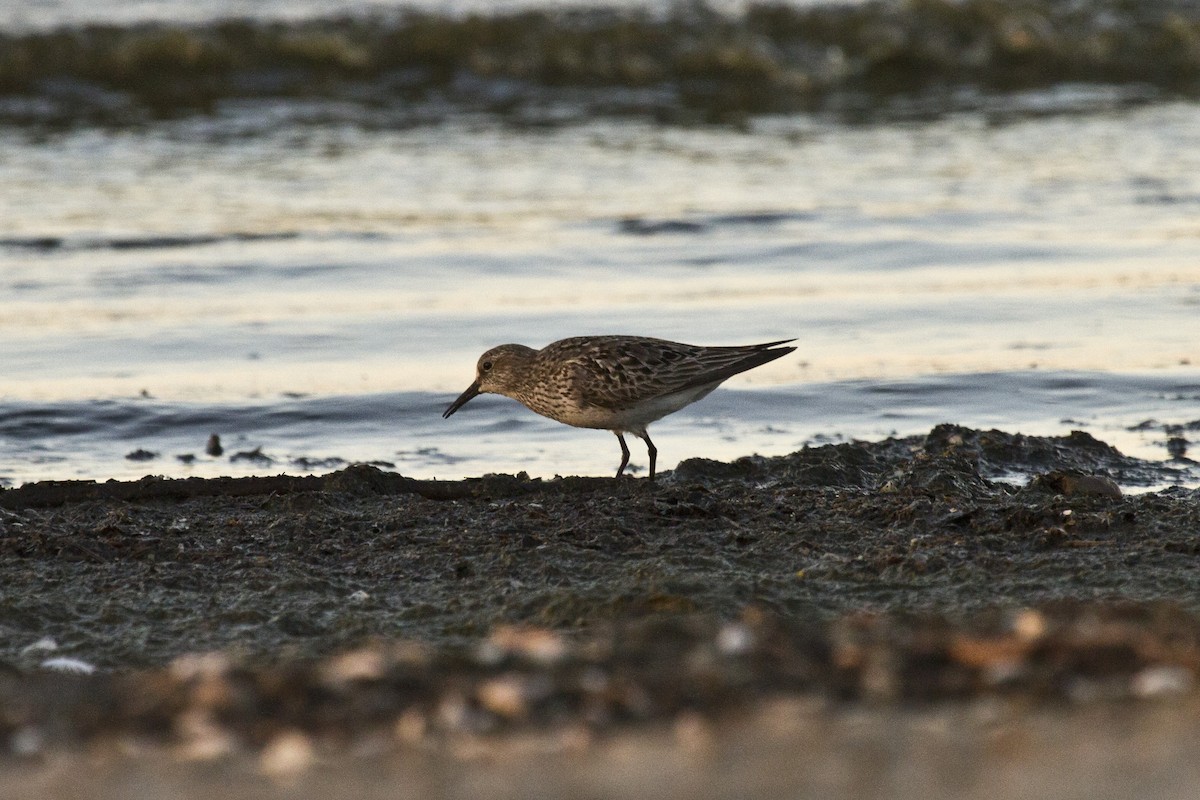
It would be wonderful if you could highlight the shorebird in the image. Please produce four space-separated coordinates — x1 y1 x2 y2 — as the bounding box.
442 336 795 478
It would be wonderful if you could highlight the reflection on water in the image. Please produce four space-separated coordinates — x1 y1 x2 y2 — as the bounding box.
3 106 1200 403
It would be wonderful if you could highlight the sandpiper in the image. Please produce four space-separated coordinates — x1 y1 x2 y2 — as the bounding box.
442 335 795 478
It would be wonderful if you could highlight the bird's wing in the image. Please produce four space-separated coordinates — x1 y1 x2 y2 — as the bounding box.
553 337 794 410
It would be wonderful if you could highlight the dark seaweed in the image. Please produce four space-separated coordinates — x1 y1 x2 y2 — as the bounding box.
1 0 1198 127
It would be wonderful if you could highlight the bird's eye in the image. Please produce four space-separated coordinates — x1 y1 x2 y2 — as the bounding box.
481 361 493 372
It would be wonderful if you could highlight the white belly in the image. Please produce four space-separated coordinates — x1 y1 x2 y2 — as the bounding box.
552 382 721 433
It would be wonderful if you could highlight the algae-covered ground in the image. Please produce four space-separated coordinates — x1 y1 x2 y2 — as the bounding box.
1 425 1199 798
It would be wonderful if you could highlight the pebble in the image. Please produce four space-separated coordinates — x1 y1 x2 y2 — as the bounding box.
320 647 386 685
259 730 316 778
1131 665 1194 698
481 626 568 665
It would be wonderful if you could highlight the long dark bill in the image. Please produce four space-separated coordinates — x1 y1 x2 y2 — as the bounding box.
442 381 481 418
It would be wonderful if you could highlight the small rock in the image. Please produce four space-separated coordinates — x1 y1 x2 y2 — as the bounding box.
169 652 233 683
260 730 316 778
1131 665 1194 698
394 709 427 745
948 635 1030 672
1010 608 1047 641
716 622 754 656
205 434 223 457
673 711 715 753
476 675 531 718
231 446 272 465
320 648 386 685
481 626 568 665
1062 474 1121 498
1037 471 1121 498
1166 436 1188 459
480 673 552 720
174 709 236 762
10 726 43 758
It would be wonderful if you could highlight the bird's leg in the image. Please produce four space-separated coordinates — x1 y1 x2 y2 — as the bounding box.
615 433 631 477
638 432 658 480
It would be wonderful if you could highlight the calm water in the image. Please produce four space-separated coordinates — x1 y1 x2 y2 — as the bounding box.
3 8 1200 489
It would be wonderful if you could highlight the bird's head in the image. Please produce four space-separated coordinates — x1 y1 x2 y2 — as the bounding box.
442 344 536 418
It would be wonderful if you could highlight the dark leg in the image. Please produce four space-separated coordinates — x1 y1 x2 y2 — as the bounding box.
615 433 631 477
638 432 658 479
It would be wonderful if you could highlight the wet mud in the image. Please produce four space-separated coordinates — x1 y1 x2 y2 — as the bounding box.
1 425 1199 796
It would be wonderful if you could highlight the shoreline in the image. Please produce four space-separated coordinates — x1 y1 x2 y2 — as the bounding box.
2 424 1198 663
2 424 1200 794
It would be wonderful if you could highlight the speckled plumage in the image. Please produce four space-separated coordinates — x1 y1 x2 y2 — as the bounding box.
443 335 796 478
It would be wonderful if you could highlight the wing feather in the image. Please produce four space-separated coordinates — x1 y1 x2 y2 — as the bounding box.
540 337 795 410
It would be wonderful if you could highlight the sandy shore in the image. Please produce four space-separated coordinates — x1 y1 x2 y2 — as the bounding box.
1 425 1199 797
